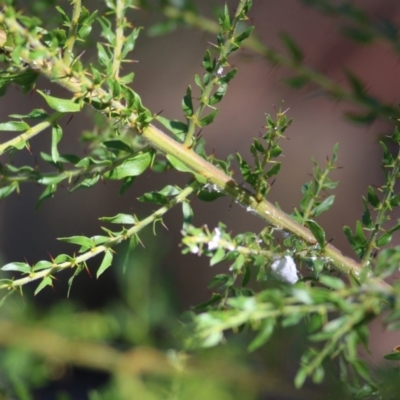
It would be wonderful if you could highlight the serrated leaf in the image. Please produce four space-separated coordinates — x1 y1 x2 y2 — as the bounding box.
37 90 81 112
97 250 113 278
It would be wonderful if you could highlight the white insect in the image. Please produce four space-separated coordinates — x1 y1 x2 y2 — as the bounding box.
271 255 299 284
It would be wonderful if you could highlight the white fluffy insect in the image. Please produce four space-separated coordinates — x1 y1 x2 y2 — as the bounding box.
271 255 299 284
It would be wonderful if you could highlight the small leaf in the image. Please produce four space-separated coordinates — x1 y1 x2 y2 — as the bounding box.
367 186 379 207
182 86 194 117
280 32 303 63
319 275 345 290
0 121 30 131
248 319 275 351
1 262 31 273
58 236 95 249
37 90 81 112
103 140 131 152
313 195 335 216
306 220 326 248
97 250 113 278
199 109 219 127
106 152 152 180
51 124 62 162
376 232 392 247
34 276 53 295
100 213 137 224
166 155 193 173
210 248 226 266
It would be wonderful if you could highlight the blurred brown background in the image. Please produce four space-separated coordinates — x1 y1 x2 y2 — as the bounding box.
1 0 400 367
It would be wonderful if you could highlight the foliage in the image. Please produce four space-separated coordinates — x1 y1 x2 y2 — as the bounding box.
1 0 400 398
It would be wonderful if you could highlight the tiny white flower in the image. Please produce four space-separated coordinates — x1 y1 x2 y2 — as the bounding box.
217 66 224 76
271 255 298 284
208 228 221 251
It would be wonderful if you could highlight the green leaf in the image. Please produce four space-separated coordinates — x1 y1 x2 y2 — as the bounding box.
284 75 309 88
202 50 214 72
71 175 100 191
37 90 81 112
100 213 137 224
166 155 193 173
376 232 392 247
156 116 187 141
51 124 62 162
199 109 219 127
102 140 131 152
280 32 303 63
138 191 168 204
97 250 113 278
58 236 95 249
34 276 53 295
313 195 335 216
32 260 53 271
367 186 379 207
234 26 254 47
182 86 194 117
182 201 194 225
241 264 251 287
319 275 345 290
210 248 226 266
36 184 57 208
248 319 275 351
306 220 326 248
1 262 31 274
0 121 30 131
384 351 400 360
106 152 152 179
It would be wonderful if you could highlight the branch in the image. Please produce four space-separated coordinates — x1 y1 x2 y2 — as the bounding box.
0 15 390 291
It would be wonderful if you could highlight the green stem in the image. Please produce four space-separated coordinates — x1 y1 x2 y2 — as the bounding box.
0 183 197 291
63 0 82 65
0 112 65 155
112 0 125 79
184 0 248 148
361 148 400 266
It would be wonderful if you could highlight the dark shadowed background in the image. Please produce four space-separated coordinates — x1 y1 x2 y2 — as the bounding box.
1 0 400 392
